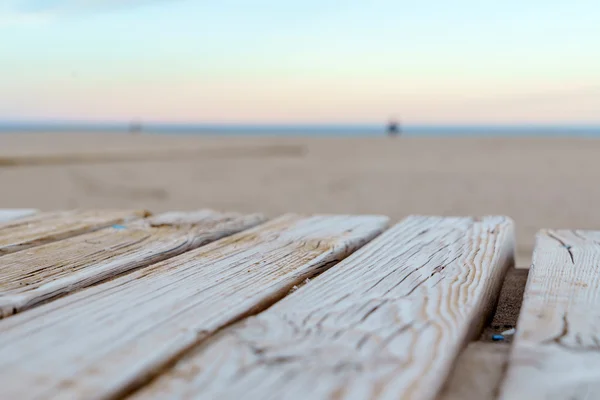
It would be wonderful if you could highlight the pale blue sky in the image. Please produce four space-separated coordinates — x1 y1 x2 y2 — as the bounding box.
1 0 599 123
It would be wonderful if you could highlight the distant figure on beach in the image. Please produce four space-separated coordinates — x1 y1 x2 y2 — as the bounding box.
129 120 143 135
387 119 401 137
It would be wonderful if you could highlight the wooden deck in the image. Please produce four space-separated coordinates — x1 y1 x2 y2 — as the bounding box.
0 208 579 399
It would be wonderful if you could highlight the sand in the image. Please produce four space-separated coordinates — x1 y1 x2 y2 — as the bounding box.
1 133 598 267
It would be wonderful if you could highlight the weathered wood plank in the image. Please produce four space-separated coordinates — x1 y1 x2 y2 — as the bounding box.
0 210 265 318
0 209 37 223
0 209 148 255
500 230 600 399
134 216 515 400
0 213 388 400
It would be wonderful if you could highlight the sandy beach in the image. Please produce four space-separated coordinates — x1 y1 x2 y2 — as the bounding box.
1 133 598 267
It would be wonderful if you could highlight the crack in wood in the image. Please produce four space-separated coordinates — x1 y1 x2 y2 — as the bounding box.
547 231 575 264
540 311 600 352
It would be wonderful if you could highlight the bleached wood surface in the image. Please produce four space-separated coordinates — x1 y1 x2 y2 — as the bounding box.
500 230 600 399
0 210 265 318
0 209 147 255
0 213 388 400
0 209 37 222
135 216 515 400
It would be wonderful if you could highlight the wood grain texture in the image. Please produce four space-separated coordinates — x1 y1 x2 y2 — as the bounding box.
0 209 37 222
0 213 388 400
0 210 265 318
500 230 600 399
134 216 515 400
0 209 148 255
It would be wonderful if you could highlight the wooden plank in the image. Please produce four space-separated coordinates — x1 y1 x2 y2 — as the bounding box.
0 210 265 318
134 216 515 400
0 213 388 400
499 230 600 399
0 209 148 255
0 209 38 223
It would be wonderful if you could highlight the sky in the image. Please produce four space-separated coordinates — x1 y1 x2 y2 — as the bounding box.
1 0 599 125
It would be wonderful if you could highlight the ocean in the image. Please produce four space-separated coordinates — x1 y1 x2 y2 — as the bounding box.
0 122 599 137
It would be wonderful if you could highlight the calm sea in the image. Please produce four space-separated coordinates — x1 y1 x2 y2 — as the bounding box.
1 122 599 137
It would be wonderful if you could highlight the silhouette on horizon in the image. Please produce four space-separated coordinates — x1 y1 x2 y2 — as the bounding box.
129 120 143 135
387 119 401 137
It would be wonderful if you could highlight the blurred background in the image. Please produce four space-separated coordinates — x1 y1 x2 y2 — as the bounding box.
1 0 600 266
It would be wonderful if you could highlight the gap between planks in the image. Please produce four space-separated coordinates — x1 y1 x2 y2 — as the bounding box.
132 215 515 400
0 213 388 400
0 210 265 318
